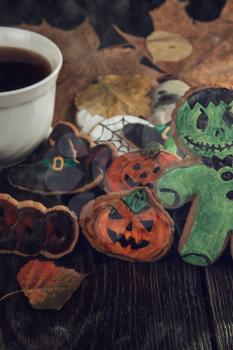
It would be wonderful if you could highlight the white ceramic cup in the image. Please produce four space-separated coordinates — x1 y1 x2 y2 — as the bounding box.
0 27 63 168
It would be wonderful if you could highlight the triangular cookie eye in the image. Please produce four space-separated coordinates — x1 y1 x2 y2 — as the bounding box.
141 220 153 232
108 208 124 220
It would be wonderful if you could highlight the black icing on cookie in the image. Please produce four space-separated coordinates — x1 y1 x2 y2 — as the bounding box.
123 123 168 149
8 121 117 195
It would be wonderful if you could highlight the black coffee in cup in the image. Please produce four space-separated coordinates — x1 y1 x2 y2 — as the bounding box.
0 47 51 92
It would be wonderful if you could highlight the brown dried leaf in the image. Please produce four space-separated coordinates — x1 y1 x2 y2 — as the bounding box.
113 25 152 60
116 0 233 86
220 0 233 22
75 74 154 117
17 260 86 310
19 20 160 123
150 0 233 85
115 26 192 63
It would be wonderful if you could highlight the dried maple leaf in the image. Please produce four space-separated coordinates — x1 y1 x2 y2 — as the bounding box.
115 0 233 86
150 0 233 85
75 74 154 117
220 0 233 22
16 260 86 310
19 20 161 123
113 25 152 60
114 26 192 63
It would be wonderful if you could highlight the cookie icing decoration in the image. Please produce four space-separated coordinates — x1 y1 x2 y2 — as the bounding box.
89 115 154 154
80 188 174 262
122 188 150 214
0 193 79 258
156 86 233 266
8 121 117 195
122 121 179 155
105 146 181 192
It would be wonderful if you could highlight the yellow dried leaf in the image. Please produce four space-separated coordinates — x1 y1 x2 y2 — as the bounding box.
19 20 160 123
75 74 154 118
146 31 192 62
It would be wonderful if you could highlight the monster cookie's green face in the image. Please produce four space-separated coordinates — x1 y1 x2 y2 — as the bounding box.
176 92 233 159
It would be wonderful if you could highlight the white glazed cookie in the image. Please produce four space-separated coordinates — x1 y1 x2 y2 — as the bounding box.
89 115 154 154
151 79 190 125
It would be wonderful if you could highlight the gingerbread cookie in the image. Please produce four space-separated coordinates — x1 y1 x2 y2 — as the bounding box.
8 121 117 195
80 188 174 262
156 86 233 266
105 145 180 192
0 193 79 258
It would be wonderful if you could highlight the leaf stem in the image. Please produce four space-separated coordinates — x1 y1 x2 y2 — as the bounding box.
0 289 34 302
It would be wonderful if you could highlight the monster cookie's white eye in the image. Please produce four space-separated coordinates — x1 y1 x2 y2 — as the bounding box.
223 108 233 127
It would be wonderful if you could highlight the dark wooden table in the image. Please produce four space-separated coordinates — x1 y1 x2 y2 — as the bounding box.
0 166 232 350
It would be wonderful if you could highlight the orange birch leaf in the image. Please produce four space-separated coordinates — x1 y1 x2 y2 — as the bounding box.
16 260 86 310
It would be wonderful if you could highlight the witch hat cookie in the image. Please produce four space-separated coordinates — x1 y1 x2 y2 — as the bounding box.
8 121 117 195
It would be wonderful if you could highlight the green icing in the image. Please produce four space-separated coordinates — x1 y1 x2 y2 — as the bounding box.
123 189 150 214
154 124 167 133
156 163 233 266
40 158 78 168
153 124 180 156
142 142 161 155
155 92 233 266
176 100 233 159
163 137 179 156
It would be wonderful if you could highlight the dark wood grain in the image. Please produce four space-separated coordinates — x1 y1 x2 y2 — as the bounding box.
0 234 212 350
205 257 233 350
0 171 213 350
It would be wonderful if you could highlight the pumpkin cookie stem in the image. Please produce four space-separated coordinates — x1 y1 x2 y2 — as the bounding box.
123 189 150 214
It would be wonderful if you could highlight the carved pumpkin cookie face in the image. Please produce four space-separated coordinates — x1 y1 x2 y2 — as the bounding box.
8 121 117 195
80 188 174 262
104 149 180 192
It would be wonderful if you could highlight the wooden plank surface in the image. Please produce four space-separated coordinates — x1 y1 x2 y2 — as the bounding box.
205 256 233 350
0 239 212 349
0 172 213 350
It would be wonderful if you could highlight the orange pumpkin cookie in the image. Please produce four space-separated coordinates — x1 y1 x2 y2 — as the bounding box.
104 146 180 192
0 194 79 258
80 188 174 262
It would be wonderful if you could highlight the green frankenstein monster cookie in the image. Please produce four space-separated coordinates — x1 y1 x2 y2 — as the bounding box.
156 86 233 266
